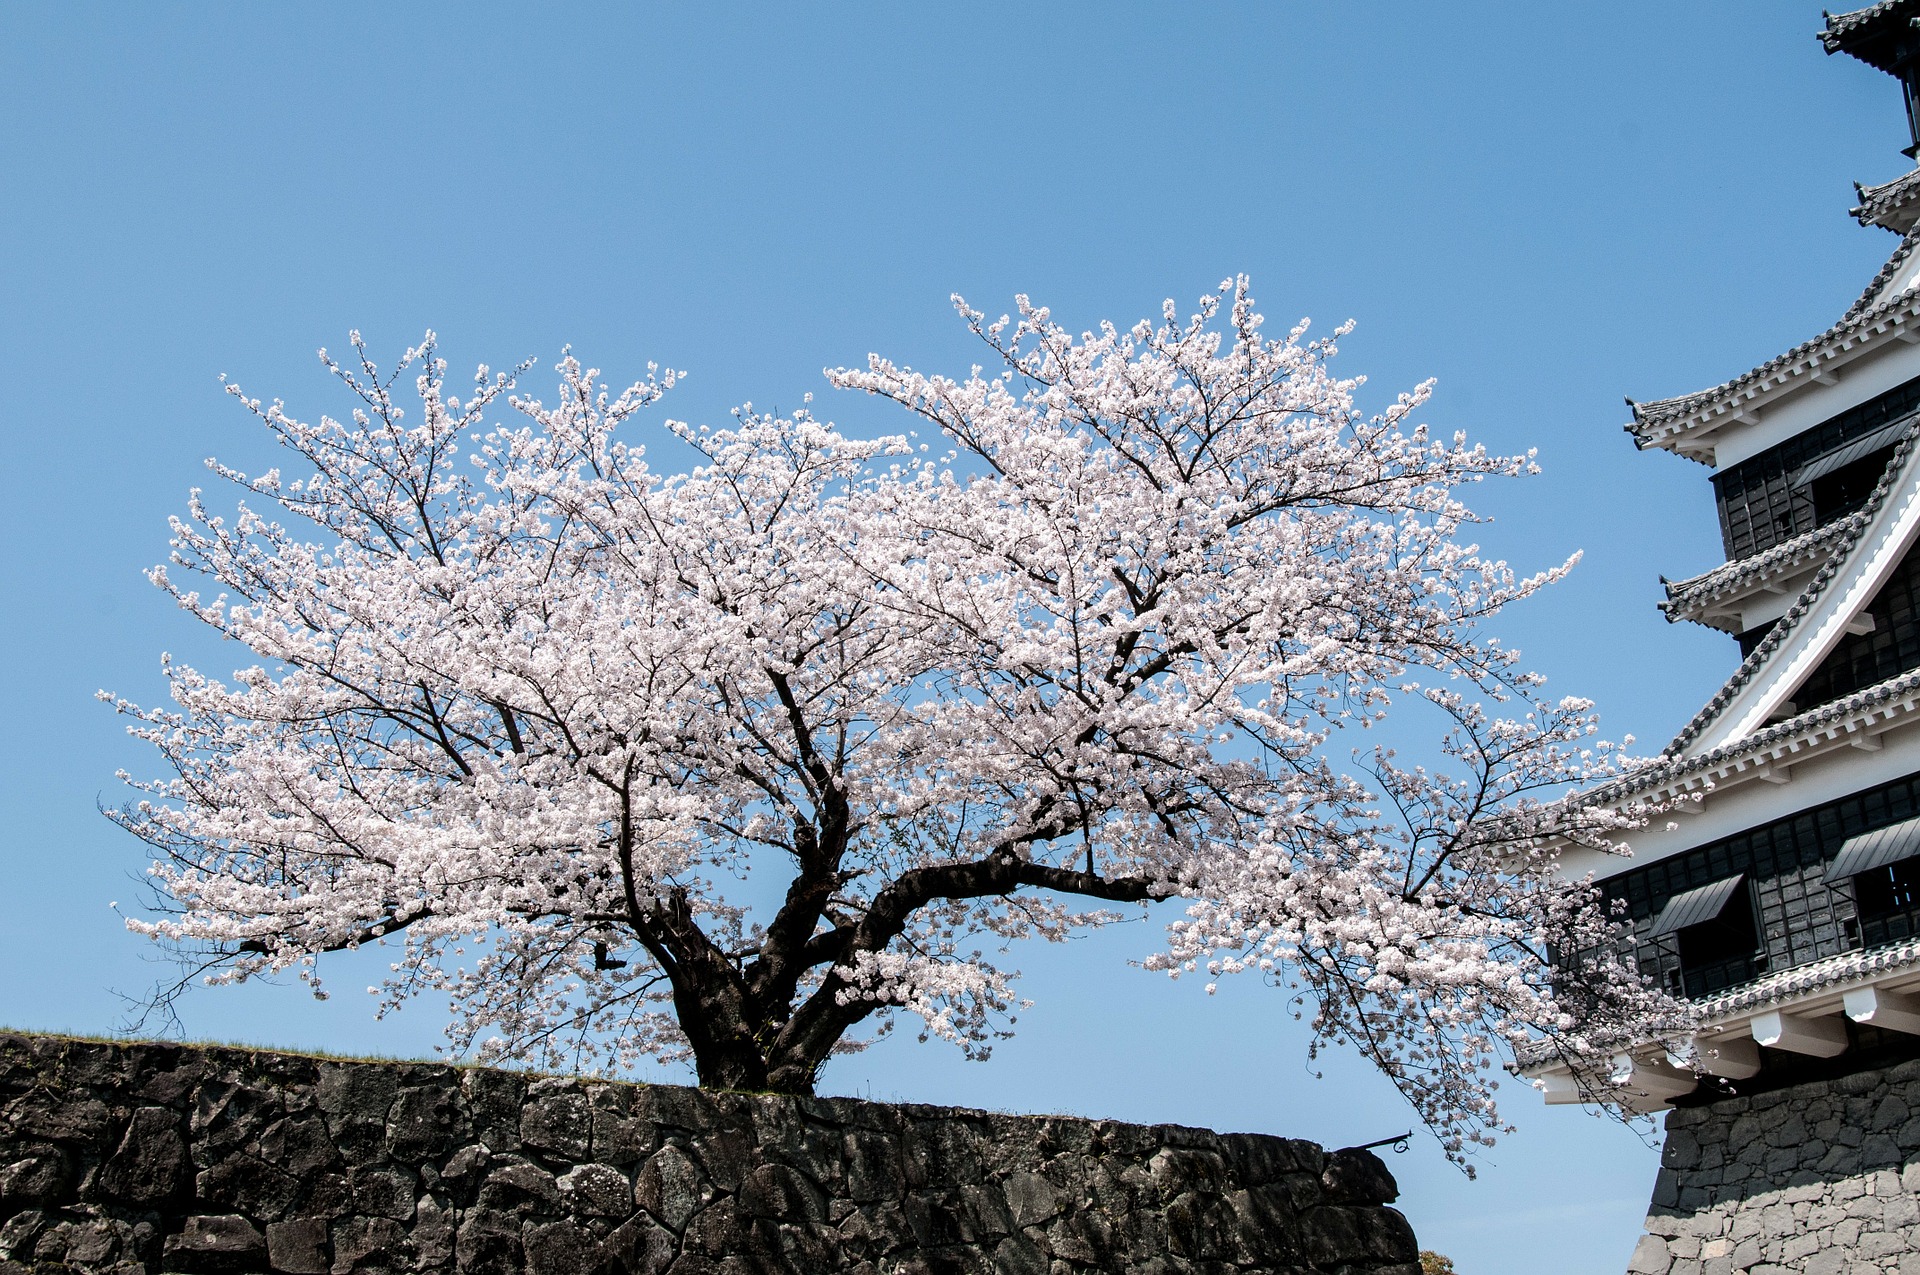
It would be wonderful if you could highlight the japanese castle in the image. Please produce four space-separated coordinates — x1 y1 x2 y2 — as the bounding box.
1535 1 1920 1112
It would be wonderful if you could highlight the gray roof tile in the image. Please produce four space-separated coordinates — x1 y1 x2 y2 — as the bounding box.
1689 932 1920 1020
1854 168 1920 233
1661 518 1859 628
1821 1 1917 62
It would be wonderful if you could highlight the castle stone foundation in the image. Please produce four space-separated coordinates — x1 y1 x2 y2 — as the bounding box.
1626 1057 1920 1274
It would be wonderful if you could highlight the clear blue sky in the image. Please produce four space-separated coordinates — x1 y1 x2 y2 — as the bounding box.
0 5 1901 1271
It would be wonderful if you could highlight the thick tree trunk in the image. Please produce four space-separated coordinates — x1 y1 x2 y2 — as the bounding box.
684 1011 825 1095
762 1053 825 1096
693 1046 777 1092
672 986 778 1093
667 852 1166 1094
669 956 846 1095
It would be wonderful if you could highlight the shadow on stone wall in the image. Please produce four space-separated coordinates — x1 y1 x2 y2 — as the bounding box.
1627 1058 1920 1275
0 1033 1422 1274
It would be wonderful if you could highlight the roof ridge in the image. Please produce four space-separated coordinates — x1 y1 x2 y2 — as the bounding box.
1842 222 1920 323
1689 931 1920 1020
1822 1 1913 52
1859 168 1920 203
1662 420 1920 757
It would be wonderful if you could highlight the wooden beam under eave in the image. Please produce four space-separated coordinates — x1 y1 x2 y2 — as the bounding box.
1752 1009 1848 1057
1538 1071 1584 1106
1672 438 1716 465
1673 1034 1761 1080
1609 1053 1697 1105
1845 987 1920 1036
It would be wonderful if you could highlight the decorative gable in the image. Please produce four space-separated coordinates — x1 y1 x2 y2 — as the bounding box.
1677 426 1920 757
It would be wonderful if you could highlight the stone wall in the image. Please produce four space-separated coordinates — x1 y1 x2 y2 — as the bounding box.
1626 1057 1920 1275
0 1033 1421 1275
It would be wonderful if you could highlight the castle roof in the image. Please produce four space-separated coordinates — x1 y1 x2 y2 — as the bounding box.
1855 168 1920 233
1663 417 1920 754
1821 1 1920 72
1660 518 1858 631
1580 662 1920 810
1528 0 1920 1117
1624 232 1920 459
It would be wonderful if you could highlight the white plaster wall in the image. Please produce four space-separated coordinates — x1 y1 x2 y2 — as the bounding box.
1706 338 1920 471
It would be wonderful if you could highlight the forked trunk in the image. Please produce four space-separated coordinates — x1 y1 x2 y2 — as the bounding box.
687 1028 826 1095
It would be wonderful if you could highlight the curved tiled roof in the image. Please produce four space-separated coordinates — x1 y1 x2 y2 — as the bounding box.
1691 933 1920 1021
1823 1 1901 40
1843 222 1920 322
1821 1 1918 64
1855 169 1920 233
1581 664 1920 811
1625 277 1920 452
1660 419 1920 756
1660 519 1859 629
1517 934 1920 1077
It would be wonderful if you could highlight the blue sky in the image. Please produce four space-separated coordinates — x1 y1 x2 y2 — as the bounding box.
0 4 1904 1271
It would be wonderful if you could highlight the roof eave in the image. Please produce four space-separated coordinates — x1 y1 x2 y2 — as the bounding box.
1660 521 1860 629
1821 1 1920 73
1657 600 1743 634
1572 667 1920 816
1625 294 1920 458
1854 172 1920 233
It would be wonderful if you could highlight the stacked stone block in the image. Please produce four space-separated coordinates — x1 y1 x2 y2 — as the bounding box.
0 1033 1421 1274
1627 1058 1920 1275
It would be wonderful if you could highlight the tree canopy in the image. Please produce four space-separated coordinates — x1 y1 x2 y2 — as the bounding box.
106 279 1673 1161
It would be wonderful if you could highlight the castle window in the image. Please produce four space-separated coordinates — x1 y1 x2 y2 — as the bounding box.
1601 769 1920 1000
1801 437 1902 524
1648 874 1760 998
1827 815 1920 947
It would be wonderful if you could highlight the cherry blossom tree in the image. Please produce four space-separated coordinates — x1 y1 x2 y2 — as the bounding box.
106 279 1677 1159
